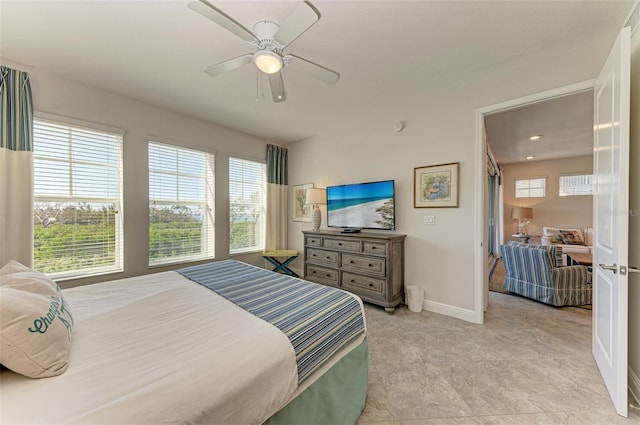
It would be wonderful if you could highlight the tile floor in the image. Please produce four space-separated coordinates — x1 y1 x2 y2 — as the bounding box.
358 291 640 424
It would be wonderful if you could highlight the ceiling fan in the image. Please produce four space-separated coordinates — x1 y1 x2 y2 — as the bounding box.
188 0 340 103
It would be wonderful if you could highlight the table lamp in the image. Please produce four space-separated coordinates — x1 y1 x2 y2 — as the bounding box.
511 206 533 235
306 188 326 231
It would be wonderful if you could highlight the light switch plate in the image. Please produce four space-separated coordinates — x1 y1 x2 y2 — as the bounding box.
424 215 435 225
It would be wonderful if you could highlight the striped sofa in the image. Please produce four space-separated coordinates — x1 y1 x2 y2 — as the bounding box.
501 243 592 306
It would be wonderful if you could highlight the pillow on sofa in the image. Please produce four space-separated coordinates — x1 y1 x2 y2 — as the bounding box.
559 230 585 245
547 234 564 244
542 227 565 244
0 261 74 378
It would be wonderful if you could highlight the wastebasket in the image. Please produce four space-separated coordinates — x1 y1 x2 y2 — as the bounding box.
406 285 424 312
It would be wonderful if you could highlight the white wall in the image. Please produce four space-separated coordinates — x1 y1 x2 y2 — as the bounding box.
628 19 640 404
286 77 598 317
501 156 593 241
1 60 269 288
285 26 632 321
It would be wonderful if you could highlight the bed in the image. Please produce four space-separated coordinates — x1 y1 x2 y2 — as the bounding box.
0 260 368 424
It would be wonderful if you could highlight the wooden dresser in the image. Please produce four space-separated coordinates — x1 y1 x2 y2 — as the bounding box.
302 230 406 313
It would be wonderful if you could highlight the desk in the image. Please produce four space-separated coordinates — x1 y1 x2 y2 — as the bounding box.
566 252 593 267
262 250 299 277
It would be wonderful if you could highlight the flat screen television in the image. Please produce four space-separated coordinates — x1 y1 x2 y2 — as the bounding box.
326 180 395 231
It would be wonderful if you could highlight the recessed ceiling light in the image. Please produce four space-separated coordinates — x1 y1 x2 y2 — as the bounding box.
526 156 535 160
529 135 542 141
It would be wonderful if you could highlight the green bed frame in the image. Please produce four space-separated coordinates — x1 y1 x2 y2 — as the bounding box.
265 337 369 425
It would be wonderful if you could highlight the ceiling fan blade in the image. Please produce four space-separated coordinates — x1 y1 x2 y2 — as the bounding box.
274 1 320 48
188 0 257 44
204 54 253 77
288 54 340 85
268 72 287 103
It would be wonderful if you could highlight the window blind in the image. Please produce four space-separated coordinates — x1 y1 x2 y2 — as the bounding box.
559 174 593 196
515 177 546 198
229 157 266 254
148 142 215 265
33 119 123 278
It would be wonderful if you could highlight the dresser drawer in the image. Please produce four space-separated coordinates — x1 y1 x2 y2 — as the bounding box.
342 253 385 276
363 241 386 255
342 272 384 296
306 236 322 247
323 238 361 252
306 265 339 286
307 248 339 265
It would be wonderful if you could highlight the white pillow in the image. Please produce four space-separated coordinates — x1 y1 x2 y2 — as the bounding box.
0 260 58 295
0 261 74 378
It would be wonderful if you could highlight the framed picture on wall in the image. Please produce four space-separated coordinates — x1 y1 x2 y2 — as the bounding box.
414 162 459 208
293 183 314 221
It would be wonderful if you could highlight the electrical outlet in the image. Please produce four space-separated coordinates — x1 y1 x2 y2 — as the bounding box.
423 215 435 225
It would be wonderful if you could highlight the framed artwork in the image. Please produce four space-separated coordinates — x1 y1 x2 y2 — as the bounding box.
293 183 314 221
414 162 459 208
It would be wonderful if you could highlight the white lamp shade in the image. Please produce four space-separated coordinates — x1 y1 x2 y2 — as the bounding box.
305 188 326 205
253 50 283 74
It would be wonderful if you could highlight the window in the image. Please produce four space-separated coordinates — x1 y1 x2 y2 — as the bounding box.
148 142 214 265
229 157 266 254
33 119 123 278
559 174 593 196
515 177 546 198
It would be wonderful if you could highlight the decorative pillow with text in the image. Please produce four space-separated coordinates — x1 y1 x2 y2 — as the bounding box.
0 260 58 295
0 261 74 378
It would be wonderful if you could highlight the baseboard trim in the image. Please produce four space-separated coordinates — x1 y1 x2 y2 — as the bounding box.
422 299 478 323
630 366 640 406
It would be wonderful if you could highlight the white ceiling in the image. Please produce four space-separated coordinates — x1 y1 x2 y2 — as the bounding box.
485 90 595 165
0 1 634 144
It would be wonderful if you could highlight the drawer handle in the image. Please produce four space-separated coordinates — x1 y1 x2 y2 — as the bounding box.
325 274 331 277
350 279 355 283
371 246 376 250
368 264 373 267
369 283 374 287
326 256 331 260
312 254 316 257
350 260 354 264
312 271 316 274
338 242 342 246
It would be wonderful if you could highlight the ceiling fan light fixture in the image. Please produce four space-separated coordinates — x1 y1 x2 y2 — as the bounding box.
254 50 283 74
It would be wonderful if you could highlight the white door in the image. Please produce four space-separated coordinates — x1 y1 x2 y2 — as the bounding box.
592 26 631 417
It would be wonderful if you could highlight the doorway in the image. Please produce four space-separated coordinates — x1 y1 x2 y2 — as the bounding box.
484 89 594 297
473 80 596 322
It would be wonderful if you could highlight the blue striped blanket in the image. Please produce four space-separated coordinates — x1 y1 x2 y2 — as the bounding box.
177 260 366 383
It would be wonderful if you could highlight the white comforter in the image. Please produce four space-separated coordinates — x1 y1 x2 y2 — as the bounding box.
0 271 299 424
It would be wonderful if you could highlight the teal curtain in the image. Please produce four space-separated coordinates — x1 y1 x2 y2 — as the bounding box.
265 144 288 250
267 144 288 186
1 66 33 151
0 66 34 266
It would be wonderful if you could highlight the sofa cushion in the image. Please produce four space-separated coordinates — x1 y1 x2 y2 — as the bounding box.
507 241 563 268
